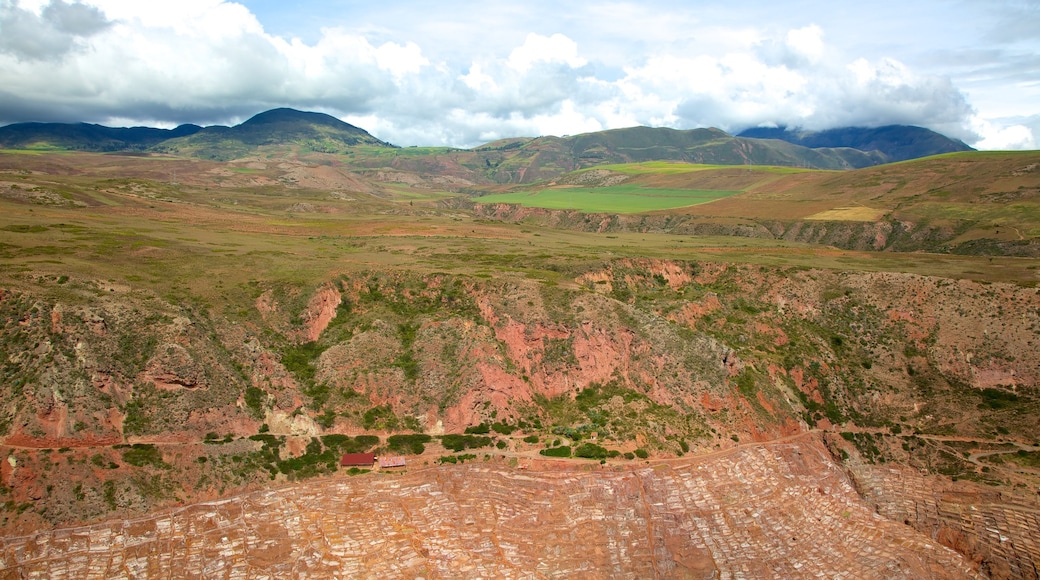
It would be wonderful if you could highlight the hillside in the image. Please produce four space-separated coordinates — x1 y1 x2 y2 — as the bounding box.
155 108 395 160
0 143 1039 576
468 152 1040 257
0 122 201 152
737 125 974 162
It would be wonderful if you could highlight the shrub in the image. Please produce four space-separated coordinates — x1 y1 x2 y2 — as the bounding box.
540 446 572 458
281 341 326 384
633 448 648 459
523 435 539 444
244 387 267 418
491 422 516 435
574 442 609 460
363 405 399 430
121 444 169 469
440 434 492 452
388 434 432 455
464 423 490 435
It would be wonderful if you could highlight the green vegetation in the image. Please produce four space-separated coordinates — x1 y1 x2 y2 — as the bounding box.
540 446 572 458
573 442 610 460
491 422 516 435
387 434 432 455
363 405 400 431
477 186 739 213
584 162 813 175
464 423 490 435
440 434 493 452
438 453 478 464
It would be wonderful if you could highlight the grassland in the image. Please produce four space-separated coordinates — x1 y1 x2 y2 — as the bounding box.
583 161 817 175
476 185 740 213
0 149 1038 303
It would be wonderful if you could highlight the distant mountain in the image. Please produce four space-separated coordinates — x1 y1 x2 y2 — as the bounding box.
0 108 393 160
156 108 394 160
0 109 967 171
736 125 973 163
0 122 201 152
461 126 887 182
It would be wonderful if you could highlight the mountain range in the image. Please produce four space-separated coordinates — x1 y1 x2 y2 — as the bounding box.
0 108 973 175
736 125 974 163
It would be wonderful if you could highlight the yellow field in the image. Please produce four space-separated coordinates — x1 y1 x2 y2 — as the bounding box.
805 206 887 222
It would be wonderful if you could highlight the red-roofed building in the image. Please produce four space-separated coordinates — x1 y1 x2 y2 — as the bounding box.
340 453 376 467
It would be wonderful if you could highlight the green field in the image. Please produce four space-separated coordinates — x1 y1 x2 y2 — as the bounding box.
585 161 818 175
476 185 740 213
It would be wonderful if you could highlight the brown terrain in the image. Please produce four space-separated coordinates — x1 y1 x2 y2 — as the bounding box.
1 148 1039 577
0 435 991 579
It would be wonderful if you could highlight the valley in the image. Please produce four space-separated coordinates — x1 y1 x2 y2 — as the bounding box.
0 116 1039 577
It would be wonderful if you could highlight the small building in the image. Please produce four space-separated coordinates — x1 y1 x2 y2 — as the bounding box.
378 455 406 469
340 453 376 467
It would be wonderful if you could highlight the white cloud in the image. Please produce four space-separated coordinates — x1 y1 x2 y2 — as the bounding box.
508 33 585 74
0 0 1030 150
970 116 1038 150
786 24 824 63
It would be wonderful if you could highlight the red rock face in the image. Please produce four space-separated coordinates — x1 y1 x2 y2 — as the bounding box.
299 285 341 343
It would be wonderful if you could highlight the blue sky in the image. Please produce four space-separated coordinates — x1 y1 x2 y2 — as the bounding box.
1 0 1038 149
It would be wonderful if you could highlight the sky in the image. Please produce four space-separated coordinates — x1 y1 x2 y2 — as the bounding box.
0 0 1038 150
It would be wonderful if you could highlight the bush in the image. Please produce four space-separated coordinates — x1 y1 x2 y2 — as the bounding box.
491 422 516 435
540 446 572 458
354 435 380 449
523 435 539 444
633 448 648 459
464 423 490 435
440 434 492 452
362 405 399 430
244 387 267 418
574 442 609 460
388 434 432 455
281 341 326 384
121 444 169 469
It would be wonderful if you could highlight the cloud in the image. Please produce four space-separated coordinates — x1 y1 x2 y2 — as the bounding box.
785 24 824 63
508 33 586 74
0 0 111 60
0 1 1017 150
970 115 1039 150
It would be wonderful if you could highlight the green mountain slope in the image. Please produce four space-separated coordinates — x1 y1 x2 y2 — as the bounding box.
467 126 886 183
156 108 394 160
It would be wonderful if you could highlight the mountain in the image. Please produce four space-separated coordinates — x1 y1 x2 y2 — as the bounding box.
2 109 970 172
155 108 394 160
376 126 888 185
736 125 974 162
0 122 201 152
